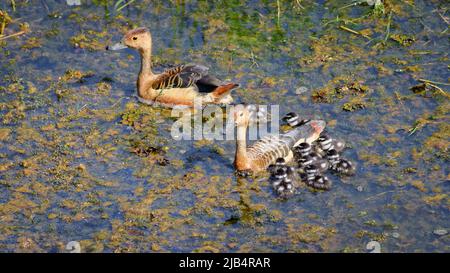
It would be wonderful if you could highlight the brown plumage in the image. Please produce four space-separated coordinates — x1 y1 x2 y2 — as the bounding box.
233 105 326 172
107 27 239 108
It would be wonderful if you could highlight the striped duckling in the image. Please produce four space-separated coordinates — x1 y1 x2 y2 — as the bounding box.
107 27 239 108
233 105 326 173
294 142 329 173
269 159 297 197
282 112 310 127
315 134 346 156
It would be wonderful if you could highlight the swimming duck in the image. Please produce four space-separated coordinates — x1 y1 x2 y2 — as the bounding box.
233 105 325 172
106 27 239 108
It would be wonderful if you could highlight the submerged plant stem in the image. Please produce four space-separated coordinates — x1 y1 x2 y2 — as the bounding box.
339 25 371 39
384 11 392 43
418 79 450 87
0 30 25 41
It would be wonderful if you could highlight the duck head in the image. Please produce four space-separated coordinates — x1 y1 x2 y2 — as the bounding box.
233 104 251 127
107 27 152 53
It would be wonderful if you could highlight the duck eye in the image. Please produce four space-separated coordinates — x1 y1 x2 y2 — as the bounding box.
132 37 137 40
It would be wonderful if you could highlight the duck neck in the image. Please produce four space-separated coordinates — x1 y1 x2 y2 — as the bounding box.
137 47 154 98
235 125 249 169
139 47 153 77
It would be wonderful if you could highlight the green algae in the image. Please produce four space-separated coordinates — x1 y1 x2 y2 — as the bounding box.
61 69 95 83
0 128 11 141
21 37 42 50
389 34 415 47
287 223 337 244
311 76 372 112
342 97 368 112
70 29 110 51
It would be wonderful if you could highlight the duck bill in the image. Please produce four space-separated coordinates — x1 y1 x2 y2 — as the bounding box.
106 41 127 50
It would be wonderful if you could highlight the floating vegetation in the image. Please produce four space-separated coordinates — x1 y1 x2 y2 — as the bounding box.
70 30 110 51
0 10 13 35
389 34 415 47
21 37 42 50
312 76 371 109
342 97 367 112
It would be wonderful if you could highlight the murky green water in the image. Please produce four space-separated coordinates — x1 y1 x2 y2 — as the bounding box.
0 0 448 252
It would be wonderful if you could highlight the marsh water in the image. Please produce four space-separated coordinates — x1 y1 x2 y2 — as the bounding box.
0 0 449 252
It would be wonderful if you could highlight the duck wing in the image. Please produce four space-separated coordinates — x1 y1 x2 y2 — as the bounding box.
281 120 323 147
247 135 293 167
152 64 222 93
247 120 325 169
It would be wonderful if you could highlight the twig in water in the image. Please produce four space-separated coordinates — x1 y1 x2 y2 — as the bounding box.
339 1 364 10
10 0 16 12
0 30 25 41
339 25 371 39
115 0 136 12
249 51 259 68
77 104 88 113
40 0 50 13
276 0 281 27
424 83 450 99
408 119 438 136
384 11 392 43
415 79 450 99
295 0 304 10
436 10 449 25
110 96 128 109
365 190 396 201
418 79 450 86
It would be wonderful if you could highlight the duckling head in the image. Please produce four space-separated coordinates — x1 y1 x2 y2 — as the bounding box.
107 27 152 53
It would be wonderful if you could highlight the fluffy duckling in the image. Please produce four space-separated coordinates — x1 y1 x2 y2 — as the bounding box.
315 134 346 156
282 112 310 127
269 159 296 197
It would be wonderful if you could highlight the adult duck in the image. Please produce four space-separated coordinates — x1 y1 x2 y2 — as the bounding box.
233 105 326 173
107 27 239 108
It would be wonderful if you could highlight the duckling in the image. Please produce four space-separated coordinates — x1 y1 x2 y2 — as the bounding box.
293 142 312 159
282 112 310 127
326 149 340 169
311 175 332 191
107 27 239 108
271 167 288 180
318 134 333 151
276 177 295 197
304 165 319 182
297 154 329 173
268 157 287 174
233 105 325 172
316 134 345 156
297 154 313 169
334 158 356 175
270 164 296 197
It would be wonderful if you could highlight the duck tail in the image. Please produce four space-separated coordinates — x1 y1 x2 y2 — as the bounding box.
211 83 240 100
